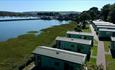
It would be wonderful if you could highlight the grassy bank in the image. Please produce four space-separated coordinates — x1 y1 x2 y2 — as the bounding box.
92 40 98 56
104 41 115 70
104 41 110 52
82 24 91 32
86 40 97 70
82 24 97 69
0 22 76 70
106 55 115 70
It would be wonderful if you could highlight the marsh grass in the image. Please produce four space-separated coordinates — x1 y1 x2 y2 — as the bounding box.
0 22 76 70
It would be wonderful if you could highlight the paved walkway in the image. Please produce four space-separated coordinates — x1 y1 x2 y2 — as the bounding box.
90 24 106 70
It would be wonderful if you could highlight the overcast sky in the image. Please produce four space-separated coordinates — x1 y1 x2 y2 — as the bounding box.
0 0 114 12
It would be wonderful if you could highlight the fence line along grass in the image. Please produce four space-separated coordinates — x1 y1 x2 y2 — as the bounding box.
0 22 76 70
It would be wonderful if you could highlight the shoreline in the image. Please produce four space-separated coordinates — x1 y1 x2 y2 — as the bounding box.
0 18 40 22
0 22 76 70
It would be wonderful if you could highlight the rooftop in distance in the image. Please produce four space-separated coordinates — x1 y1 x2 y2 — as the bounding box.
97 26 115 28
93 20 113 24
96 24 115 27
67 31 93 36
99 28 115 32
93 21 113 26
56 36 92 45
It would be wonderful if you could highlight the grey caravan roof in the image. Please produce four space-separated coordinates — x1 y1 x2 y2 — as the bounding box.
33 46 86 64
67 31 93 36
56 36 92 45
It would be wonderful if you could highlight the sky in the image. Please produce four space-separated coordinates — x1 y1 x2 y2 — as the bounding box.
0 0 115 12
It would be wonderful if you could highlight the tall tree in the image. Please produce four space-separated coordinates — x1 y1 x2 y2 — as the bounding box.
101 4 111 21
88 7 100 20
79 11 91 22
79 11 91 28
108 7 115 24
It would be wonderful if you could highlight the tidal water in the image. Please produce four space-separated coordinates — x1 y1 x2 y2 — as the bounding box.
0 20 68 41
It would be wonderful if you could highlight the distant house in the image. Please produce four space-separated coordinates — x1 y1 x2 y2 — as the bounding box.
66 31 93 46
33 46 86 70
96 26 115 34
55 36 92 60
98 29 115 40
110 37 115 58
92 21 113 31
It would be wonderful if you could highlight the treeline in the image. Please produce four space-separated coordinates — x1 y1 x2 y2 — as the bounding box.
0 11 35 17
37 12 80 20
0 11 80 20
75 3 115 24
100 3 115 24
37 12 60 16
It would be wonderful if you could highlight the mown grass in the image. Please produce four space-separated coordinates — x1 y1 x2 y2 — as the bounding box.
104 41 110 52
82 24 91 32
106 54 115 70
0 22 76 70
86 58 97 70
92 40 98 56
87 58 96 65
82 24 97 69
104 41 115 70
86 40 97 70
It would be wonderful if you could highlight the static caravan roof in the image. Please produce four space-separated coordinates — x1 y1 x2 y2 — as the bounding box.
97 26 115 29
95 23 113 26
99 29 115 32
93 21 113 25
56 37 91 45
96 24 115 27
111 37 115 41
33 46 86 64
67 31 93 36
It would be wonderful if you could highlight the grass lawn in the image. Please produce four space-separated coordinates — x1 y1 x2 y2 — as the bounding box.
106 54 115 70
82 24 97 69
0 22 76 70
82 24 91 32
87 58 96 65
104 41 110 52
86 40 97 70
92 40 98 56
104 41 115 70
86 58 97 70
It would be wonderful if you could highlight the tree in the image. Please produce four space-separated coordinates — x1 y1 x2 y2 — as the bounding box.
79 11 91 21
88 7 100 20
101 4 111 21
79 11 91 29
108 8 115 24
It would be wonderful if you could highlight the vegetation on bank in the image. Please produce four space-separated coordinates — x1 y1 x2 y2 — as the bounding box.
92 40 98 56
106 55 115 70
81 24 97 70
0 22 76 70
86 40 98 70
0 21 97 70
27 31 38 33
104 41 110 52
104 41 115 70
82 24 91 32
